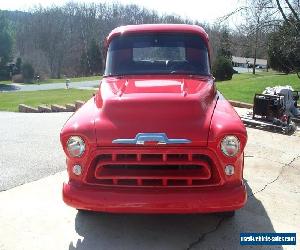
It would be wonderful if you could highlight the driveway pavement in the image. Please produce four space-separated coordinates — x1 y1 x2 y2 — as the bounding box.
0 111 72 191
0 109 299 249
0 80 100 92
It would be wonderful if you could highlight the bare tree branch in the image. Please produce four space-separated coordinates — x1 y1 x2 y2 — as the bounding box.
276 0 291 22
216 6 247 24
284 0 300 21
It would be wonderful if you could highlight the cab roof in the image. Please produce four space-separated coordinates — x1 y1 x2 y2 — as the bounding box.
105 24 209 46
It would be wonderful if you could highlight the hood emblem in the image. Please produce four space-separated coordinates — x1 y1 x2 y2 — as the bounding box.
112 133 191 145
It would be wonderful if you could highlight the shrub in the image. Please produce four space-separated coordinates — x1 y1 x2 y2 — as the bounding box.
0 67 10 81
14 57 22 75
22 63 35 83
12 74 24 83
212 56 234 81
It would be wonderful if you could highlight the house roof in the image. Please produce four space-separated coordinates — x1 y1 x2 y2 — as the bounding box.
232 56 267 66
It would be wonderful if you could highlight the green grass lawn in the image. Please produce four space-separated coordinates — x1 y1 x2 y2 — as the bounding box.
1 71 299 112
0 89 95 112
217 71 300 104
0 75 102 85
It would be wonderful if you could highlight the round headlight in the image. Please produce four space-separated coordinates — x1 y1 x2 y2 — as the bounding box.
221 135 240 157
67 136 85 157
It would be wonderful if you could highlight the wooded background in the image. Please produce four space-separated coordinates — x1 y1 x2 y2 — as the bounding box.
0 0 299 80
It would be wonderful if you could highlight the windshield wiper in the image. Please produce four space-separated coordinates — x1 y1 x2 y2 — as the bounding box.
170 70 198 75
104 73 128 78
170 70 210 76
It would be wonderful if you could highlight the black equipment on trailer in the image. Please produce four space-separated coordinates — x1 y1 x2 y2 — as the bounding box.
252 94 285 120
241 89 300 134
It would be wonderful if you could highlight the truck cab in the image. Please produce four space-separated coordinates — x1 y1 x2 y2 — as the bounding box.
61 24 247 214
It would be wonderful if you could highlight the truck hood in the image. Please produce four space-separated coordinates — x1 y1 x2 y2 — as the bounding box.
95 76 217 146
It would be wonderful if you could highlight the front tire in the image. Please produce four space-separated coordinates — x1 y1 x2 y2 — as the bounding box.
76 208 90 214
217 210 235 217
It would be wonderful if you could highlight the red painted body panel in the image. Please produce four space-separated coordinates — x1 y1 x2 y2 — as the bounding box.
63 182 246 214
60 24 247 213
95 75 217 147
105 24 210 52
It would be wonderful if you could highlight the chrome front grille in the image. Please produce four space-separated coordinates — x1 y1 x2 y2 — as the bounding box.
86 152 220 187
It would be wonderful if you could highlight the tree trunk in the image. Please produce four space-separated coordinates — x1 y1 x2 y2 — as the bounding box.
252 25 259 75
252 54 257 74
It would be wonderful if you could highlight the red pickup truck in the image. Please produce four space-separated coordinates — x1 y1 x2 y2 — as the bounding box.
60 24 247 215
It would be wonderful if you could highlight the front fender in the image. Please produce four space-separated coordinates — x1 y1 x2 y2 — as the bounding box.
209 93 247 144
60 97 99 157
208 93 247 166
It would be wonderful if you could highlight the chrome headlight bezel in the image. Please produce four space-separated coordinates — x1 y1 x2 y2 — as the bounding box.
66 136 85 157
221 135 240 157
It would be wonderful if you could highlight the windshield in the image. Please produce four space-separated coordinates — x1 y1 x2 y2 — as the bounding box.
104 33 210 76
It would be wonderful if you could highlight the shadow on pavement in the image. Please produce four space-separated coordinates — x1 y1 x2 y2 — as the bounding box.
70 182 282 250
0 83 20 92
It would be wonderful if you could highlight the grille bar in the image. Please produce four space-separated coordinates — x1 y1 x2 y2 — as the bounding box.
89 153 217 187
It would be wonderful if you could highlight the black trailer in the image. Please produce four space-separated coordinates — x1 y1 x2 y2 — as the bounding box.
240 91 300 134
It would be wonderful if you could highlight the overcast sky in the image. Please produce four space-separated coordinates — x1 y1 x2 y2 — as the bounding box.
0 0 244 24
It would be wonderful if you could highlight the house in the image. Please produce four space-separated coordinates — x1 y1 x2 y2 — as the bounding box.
232 56 268 69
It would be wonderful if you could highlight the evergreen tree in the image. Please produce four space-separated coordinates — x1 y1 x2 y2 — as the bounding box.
217 28 232 59
213 28 234 81
268 17 300 77
14 57 22 75
80 39 103 76
0 12 13 80
88 39 103 75
22 62 35 83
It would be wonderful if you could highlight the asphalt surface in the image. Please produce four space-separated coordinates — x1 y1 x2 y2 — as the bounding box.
1 109 299 192
0 80 99 92
0 111 72 191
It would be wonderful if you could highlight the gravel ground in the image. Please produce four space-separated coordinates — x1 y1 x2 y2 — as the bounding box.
0 112 72 191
